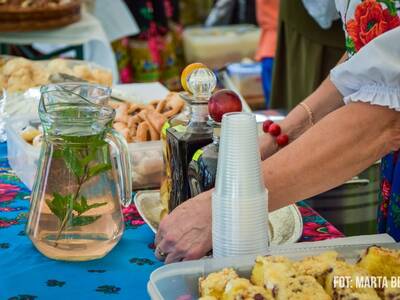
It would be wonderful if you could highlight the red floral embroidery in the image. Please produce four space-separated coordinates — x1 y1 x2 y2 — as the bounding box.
380 179 392 217
380 199 389 217
382 179 392 200
120 67 133 84
346 0 400 52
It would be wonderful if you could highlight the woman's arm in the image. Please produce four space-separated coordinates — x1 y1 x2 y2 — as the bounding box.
265 101 400 210
260 54 348 160
156 102 400 263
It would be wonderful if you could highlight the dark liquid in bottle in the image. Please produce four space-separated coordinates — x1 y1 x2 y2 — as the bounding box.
188 143 218 198
167 127 212 211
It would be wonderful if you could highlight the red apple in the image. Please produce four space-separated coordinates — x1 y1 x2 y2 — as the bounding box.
208 89 242 122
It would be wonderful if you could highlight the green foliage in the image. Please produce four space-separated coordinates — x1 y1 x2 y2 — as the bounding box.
46 134 112 239
71 215 102 227
345 37 356 55
378 0 397 15
46 193 71 221
73 196 106 215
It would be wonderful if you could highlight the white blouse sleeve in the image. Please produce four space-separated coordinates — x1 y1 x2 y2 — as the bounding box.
330 27 400 111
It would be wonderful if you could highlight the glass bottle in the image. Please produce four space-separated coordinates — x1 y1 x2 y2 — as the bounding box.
26 83 132 261
160 104 191 216
187 121 220 197
166 68 216 211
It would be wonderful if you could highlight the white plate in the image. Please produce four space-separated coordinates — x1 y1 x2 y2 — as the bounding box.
134 190 303 246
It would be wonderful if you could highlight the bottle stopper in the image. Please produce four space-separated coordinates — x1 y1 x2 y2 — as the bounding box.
187 68 217 103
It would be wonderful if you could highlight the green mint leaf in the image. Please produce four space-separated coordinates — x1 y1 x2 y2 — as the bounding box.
87 202 107 210
72 195 87 215
80 153 96 166
88 163 112 179
53 149 64 159
63 147 85 178
71 215 101 227
73 195 107 215
46 193 72 221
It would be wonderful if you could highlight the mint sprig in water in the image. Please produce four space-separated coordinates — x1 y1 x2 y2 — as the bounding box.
45 135 112 244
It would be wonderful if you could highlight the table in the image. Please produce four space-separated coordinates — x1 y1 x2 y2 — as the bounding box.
0 142 343 300
0 1 139 83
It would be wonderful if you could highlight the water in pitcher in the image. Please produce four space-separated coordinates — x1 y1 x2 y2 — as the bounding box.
27 84 132 261
27 134 125 261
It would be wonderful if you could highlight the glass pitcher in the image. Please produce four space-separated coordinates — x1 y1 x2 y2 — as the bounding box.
26 83 132 261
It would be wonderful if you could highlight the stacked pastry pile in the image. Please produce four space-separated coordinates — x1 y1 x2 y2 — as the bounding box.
0 57 112 92
198 246 400 300
110 92 185 143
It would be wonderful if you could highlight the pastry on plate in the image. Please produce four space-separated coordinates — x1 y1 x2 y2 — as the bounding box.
293 251 339 287
222 278 273 300
277 275 330 300
357 246 400 278
383 287 400 300
325 261 380 300
251 255 296 292
199 268 239 298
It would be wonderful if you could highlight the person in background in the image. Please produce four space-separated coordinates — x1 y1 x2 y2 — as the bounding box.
270 0 345 110
205 0 257 26
255 0 279 108
112 0 184 90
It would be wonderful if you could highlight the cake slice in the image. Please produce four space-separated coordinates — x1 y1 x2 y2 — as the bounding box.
293 251 340 287
222 278 273 300
199 268 239 298
357 246 400 278
276 275 330 300
251 255 296 294
325 261 380 300
383 287 400 300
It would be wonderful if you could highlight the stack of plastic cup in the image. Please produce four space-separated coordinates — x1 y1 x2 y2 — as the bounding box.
212 112 268 258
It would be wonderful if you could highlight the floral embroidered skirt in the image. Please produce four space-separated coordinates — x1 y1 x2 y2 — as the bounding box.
112 28 184 91
378 151 400 241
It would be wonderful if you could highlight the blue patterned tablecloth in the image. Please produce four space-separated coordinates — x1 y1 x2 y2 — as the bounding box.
0 141 343 300
0 142 162 300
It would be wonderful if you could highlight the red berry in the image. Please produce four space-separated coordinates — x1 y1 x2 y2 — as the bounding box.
262 120 274 133
276 134 289 147
268 123 281 136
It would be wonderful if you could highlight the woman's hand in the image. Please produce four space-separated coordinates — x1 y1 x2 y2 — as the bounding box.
155 190 212 264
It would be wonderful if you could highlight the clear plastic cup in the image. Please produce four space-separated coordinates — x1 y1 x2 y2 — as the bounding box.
212 112 268 258
213 113 265 199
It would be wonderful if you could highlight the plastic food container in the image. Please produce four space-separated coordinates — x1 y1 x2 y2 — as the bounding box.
148 242 399 300
227 62 265 110
6 116 40 190
183 25 260 69
129 141 163 190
